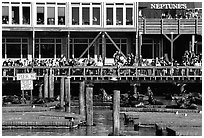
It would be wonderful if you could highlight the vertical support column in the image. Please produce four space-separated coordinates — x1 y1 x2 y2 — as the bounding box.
60 77 65 109
135 2 139 58
138 32 142 57
135 32 139 59
102 32 106 62
32 30 35 60
79 81 85 116
113 90 120 136
49 68 54 98
192 34 195 52
44 71 49 98
85 84 94 126
67 31 70 60
65 77 71 113
171 32 174 61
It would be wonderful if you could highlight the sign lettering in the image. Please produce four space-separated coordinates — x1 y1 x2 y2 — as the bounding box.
20 80 33 90
17 73 36 80
150 4 187 9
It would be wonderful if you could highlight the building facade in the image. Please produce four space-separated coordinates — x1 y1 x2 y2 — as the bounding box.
2 0 202 63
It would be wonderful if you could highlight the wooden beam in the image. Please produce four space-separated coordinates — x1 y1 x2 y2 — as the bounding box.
104 32 126 58
79 32 102 58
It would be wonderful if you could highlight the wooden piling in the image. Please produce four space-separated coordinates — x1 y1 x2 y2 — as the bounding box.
113 90 120 136
60 77 65 109
85 84 93 126
44 73 49 98
30 90 33 105
79 81 85 116
49 69 54 98
65 77 71 112
21 90 25 104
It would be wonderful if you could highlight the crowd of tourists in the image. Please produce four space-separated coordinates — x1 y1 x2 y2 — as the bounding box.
2 50 202 68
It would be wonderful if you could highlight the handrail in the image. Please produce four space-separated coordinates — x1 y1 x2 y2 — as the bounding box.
2 66 202 79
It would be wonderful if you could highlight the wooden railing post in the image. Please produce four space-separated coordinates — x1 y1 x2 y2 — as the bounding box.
143 19 146 34
195 19 198 34
178 19 180 34
161 19 163 34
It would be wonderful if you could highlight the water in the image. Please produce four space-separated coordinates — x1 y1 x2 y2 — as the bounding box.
2 109 156 136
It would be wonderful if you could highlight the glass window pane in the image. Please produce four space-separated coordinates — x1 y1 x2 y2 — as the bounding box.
58 7 65 25
37 7 44 25
93 7 100 25
47 7 55 25
126 8 133 25
41 44 54 58
74 44 87 58
22 44 28 58
106 8 113 25
116 8 123 25
7 44 21 58
23 7 30 24
72 7 79 25
2 6 9 24
142 44 152 59
6 38 21 43
2 44 5 58
12 6 19 24
56 44 61 58
82 7 90 25
106 44 117 58
35 44 39 58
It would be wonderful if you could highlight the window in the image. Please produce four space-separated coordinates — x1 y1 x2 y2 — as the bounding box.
106 3 134 26
35 38 61 59
99 38 127 58
47 7 55 25
72 7 79 25
93 7 100 25
82 7 90 25
22 7 30 24
58 7 65 25
41 44 54 58
3 38 28 59
106 8 113 25
2 6 9 24
70 38 94 58
37 7 44 24
2 40 5 58
126 8 133 25
12 6 19 24
116 8 123 25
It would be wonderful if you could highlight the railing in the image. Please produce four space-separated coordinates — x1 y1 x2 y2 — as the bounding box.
138 18 202 34
2 66 202 81
3 18 202 34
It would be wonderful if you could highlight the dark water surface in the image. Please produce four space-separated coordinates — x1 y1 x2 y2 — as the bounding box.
2 109 156 136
